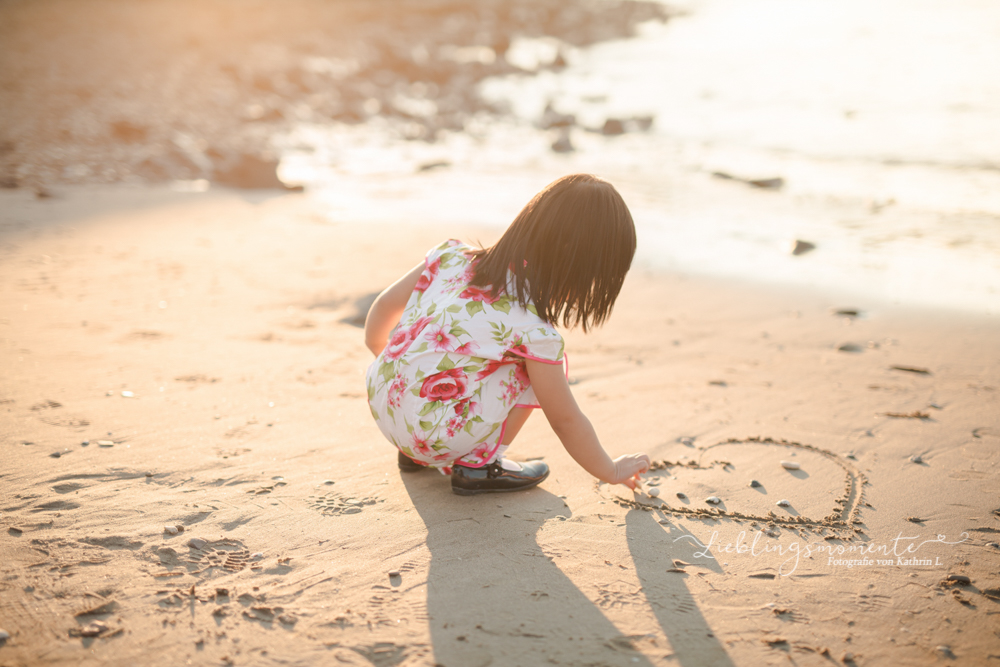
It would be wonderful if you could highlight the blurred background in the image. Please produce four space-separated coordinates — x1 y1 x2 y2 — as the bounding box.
2 0 999 313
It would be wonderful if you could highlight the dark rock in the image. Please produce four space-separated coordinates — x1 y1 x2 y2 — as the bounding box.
748 177 784 189
539 103 576 130
601 118 626 136
790 240 816 256
551 130 574 154
837 343 864 353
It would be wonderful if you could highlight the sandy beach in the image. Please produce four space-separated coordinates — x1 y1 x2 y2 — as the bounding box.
1 177 998 666
2 0 1000 665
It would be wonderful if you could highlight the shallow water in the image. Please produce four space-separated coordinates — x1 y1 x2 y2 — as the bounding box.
280 0 1000 315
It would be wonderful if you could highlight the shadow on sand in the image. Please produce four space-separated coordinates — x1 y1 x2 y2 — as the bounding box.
403 473 735 666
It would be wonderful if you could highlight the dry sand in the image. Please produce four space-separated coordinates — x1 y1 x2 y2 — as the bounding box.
1 177 998 666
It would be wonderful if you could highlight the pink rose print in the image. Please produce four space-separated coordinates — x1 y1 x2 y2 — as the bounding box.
504 343 529 359
411 433 433 458
388 374 408 408
475 359 514 381
513 361 530 388
459 285 500 304
455 340 480 356
425 325 457 352
453 398 480 417
419 368 469 402
408 316 434 337
467 442 496 463
414 258 441 293
383 327 415 361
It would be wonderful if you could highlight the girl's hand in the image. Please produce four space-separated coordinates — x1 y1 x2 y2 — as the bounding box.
611 453 651 490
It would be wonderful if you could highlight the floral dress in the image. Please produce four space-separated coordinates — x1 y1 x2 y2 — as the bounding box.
366 240 565 471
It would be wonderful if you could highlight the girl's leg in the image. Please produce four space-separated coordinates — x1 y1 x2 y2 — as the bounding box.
502 406 534 445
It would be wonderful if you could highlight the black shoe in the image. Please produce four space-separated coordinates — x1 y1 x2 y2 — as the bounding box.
450 459 550 495
398 450 427 473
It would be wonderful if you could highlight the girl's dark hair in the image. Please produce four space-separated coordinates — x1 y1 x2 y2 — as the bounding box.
469 174 636 332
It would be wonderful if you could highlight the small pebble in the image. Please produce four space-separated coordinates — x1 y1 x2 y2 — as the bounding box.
749 480 761 488
780 460 801 470
777 499 791 507
987 542 999 548
251 552 264 560
647 487 661 498
0 629 9 640
97 440 114 447
841 651 854 663
164 525 179 535
679 437 694 446
388 570 401 578
323 479 335 485
936 646 954 657
676 492 686 499
81 440 89 446
705 496 721 505
946 574 971 585
121 390 134 398
909 455 923 463
145 472 153 477
187 538 207 550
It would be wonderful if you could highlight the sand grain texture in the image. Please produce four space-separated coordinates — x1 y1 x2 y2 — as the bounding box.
1 185 999 666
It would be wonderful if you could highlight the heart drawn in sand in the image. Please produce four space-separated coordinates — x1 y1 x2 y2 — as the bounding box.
603 437 868 538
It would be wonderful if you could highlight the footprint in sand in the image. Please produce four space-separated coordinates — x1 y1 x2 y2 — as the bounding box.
308 492 383 516
603 436 867 537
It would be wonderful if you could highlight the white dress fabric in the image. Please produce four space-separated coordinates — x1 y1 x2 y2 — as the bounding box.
366 240 565 470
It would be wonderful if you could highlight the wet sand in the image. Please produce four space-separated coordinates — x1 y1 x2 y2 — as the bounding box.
1 178 998 666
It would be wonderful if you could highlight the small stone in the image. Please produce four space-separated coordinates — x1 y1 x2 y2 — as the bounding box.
121 390 134 398
175 524 184 533
80 621 107 637
837 343 863 353
777 500 791 507
936 646 954 658
648 487 661 498
676 492 686 499
780 460 801 470
946 574 971 585
679 437 694 446
97 440 114 447
251 552 264 560
0 629 9 640
841 651 854 663
145 472 153 477
389 570 401 578
790 239 816 256
278 614 297 625
81 440 89 446
187 538 207 550
749 480 761 488
987 542 999 548
909 455 923 463
705 496 721 505
323 479 335 485
601 118 625 136
164 525 179 535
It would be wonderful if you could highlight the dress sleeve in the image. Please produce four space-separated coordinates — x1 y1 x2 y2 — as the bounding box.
509 324 565 365
425 239 463 267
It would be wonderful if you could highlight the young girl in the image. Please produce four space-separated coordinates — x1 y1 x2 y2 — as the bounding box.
364 174 650 495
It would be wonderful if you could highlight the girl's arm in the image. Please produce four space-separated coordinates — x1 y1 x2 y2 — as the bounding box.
364 262 425 356
526 359 650 488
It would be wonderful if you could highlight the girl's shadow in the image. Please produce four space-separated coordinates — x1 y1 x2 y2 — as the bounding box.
625 509 737 667
402 474 659 667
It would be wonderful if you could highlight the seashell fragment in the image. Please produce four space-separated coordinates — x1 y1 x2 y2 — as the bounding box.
780 460 801 470
777 499 791 507
705 496 721 505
